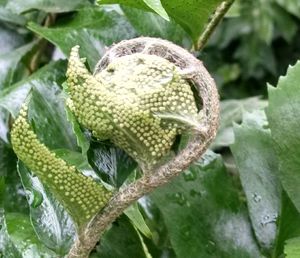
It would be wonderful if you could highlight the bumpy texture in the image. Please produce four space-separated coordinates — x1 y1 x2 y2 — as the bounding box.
11 106 112 227
66 46 199 167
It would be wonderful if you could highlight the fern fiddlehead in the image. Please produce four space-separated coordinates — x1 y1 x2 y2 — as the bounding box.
66 45 201 169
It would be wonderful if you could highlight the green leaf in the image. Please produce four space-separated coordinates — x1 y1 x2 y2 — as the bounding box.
121 6 191 48
17 162 76 255
0 60 66 118
0 7 26 25
142 0 169 21
0 140 29 213
271 4 298 43
0 41 36 90
6 0 89 14
0 23 27 54
99 0 224 43
4 213 57 257
28 7 136 69
212 97 267 149
266 60 300 213
92 215 147 258
0 213 22 258
231 110 281 253
88 142 137 187
275 0 300 19
273 186 300 257
65 106 90 155
284 237 300 258
124 203 152 238
28 82 78 151
149 151 261 258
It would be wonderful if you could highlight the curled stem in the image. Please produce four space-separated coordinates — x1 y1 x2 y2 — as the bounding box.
67 37 220 258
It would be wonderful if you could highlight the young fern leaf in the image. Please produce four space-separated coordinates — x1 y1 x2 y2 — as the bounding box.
11 105 112 228
66 46 201 169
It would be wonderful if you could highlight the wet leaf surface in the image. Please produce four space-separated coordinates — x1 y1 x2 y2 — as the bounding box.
231 110 281 253
17 162 76 255
149 151 261 258
267 61 300 213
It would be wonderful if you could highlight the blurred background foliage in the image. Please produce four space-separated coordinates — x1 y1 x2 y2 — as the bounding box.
204 0 300 99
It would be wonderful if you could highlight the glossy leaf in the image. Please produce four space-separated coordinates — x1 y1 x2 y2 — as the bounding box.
28 82 78 151
28 7 136 69
266 60 300 213
231 110 281 253
124 203 152 238
65 106 90 155
0 42 35 90
0 23 27 54
142 0 169 21
17 162 76 255
0 212 22 258
149 151 261 258
138 196 176 257
0 7 26 25
99 0 224 43
212 97 267 149
92 215 147 258
0 140 29 213
88 142 137 187
4 213 57 257
0 60 66 117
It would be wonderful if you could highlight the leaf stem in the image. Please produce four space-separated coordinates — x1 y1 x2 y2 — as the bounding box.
29 13 56 73
196 0 235 51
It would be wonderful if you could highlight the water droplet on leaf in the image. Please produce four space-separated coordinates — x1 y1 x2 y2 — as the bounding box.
260 213 277 226
252 193 262 203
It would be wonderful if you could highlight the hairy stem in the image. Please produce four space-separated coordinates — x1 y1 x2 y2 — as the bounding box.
196 0 235 51
68 135 210 257
67 37 220 257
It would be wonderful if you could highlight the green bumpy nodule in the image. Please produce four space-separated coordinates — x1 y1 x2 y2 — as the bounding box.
66 46 199 167
11 106 112 227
